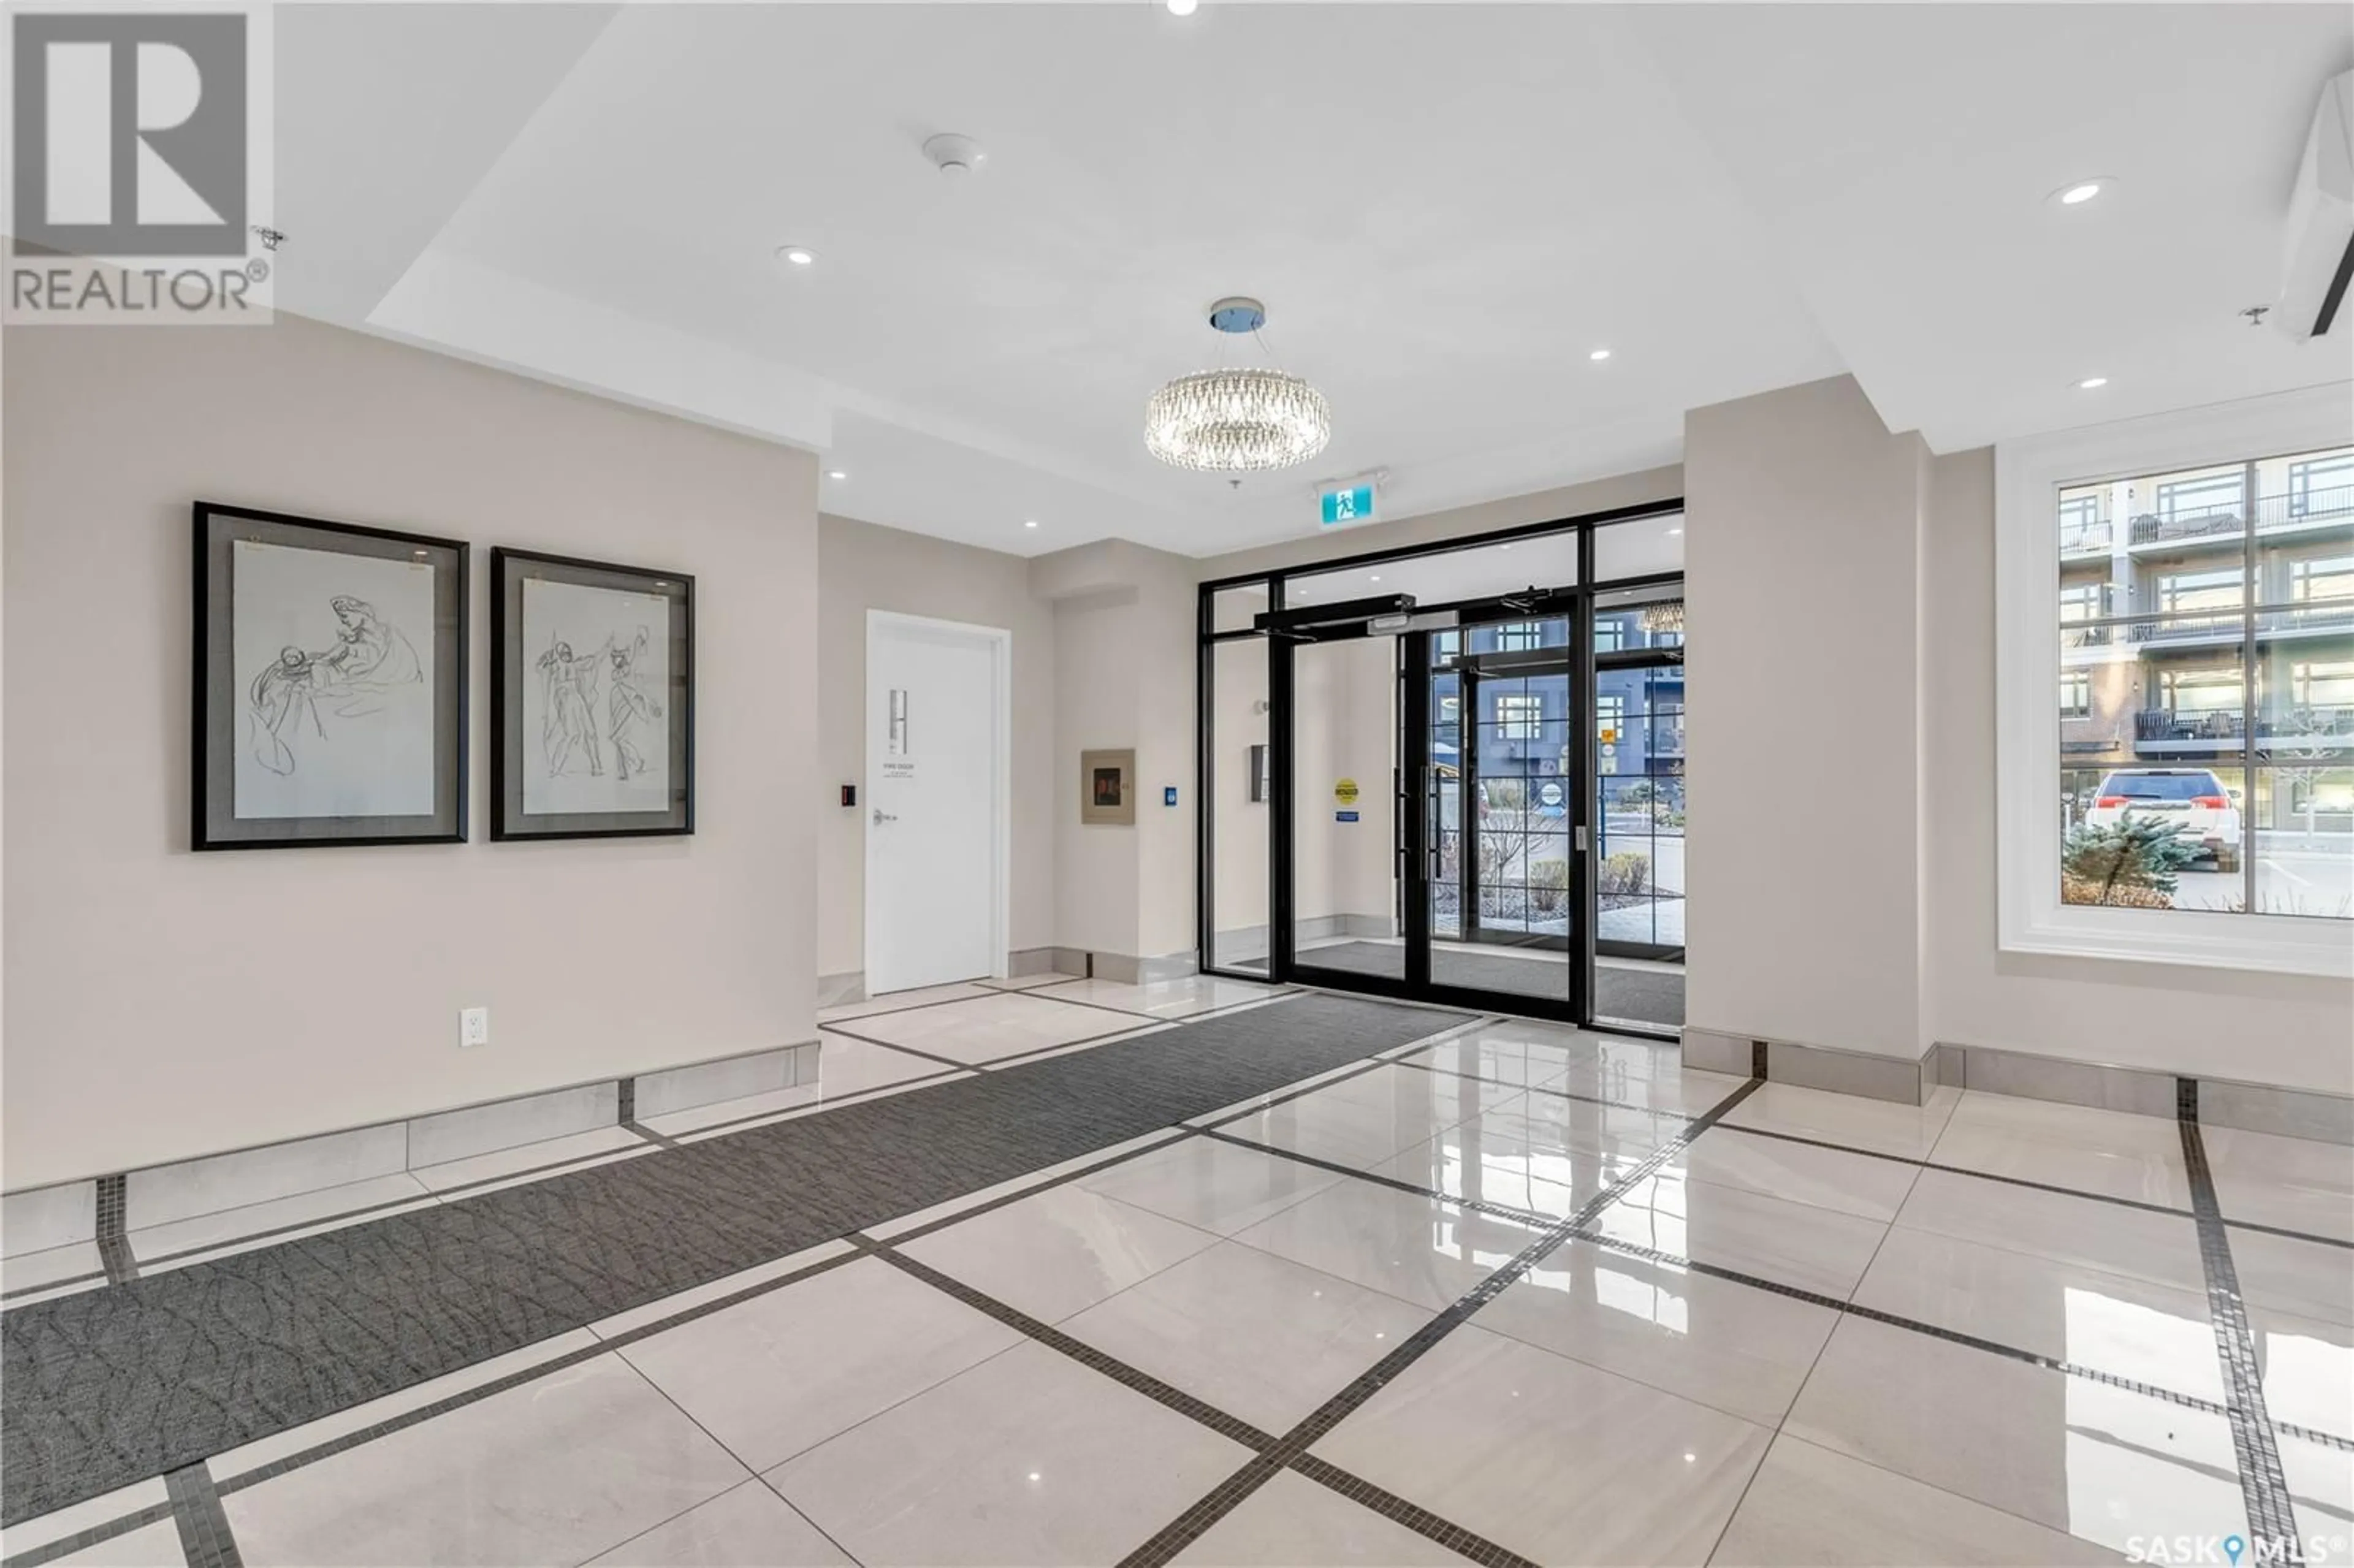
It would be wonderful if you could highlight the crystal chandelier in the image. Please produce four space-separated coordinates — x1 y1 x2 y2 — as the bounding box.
1640 599 1686 635
1146 297 1331 474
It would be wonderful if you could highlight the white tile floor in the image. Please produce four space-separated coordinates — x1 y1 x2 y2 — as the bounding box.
10 980 2353 1568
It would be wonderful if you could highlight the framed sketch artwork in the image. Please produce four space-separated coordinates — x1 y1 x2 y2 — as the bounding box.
491 548 694 840
193 503 469 850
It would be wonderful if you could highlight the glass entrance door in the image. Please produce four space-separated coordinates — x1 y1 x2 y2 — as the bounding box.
1267 601 1588 1024
1420 614 1581 1012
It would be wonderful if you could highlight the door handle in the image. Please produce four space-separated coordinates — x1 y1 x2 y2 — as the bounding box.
873 809 899 826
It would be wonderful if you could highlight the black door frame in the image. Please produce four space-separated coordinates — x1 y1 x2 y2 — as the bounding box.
1195 498 1686 1039
1265 588 1597 1027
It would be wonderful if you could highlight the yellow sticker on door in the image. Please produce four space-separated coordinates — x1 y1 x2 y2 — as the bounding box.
1333 777 1360 807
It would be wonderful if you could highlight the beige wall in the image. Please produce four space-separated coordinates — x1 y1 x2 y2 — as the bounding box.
1290 637 1400 932
1202 467 1683 584
1684 376 1931 1061
2 316 818 1189
1208 636 1270 961
1922 448 2353 1094
816 514 1056 981
1036 541 1198 964
1051 587 1146 959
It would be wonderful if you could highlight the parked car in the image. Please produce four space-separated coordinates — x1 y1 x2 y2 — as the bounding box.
2083 769 2242 872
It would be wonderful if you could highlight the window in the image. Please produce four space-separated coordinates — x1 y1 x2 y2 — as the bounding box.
2290 454 2353 517
2059 582 2104 621
2290 557 2354 603
2160 667 2243 715
2060 670 2090 718
1495 693 1541 740
2155 471 2244 523
2293 660 2354 710
1494 622 1542 652
2155 568 2242 615
1998 387 2352 977
2058 491 2104 550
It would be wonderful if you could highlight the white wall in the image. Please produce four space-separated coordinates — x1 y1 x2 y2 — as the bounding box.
1683 375 1930 1061
1922 447 2353 1094
2 316 819 1189
816 514 1056 981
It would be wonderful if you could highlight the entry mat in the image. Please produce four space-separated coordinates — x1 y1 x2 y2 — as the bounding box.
1 992 1469 1523
1255 942 1686 1027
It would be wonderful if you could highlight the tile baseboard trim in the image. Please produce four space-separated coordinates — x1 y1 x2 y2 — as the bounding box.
1941 1043 2353 1146
1043 949 1201 986
1 1038 822 1257
1684 1025 2354 1144
820 950 1076 1008
1680 1026 1933 1105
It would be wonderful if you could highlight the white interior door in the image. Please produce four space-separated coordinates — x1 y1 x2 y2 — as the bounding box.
866 614 1005 994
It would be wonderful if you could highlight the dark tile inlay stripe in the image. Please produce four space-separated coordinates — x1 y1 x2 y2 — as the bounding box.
1 993 1468 1524
1289 1453 1543 1568
163 1464 242 1568
622 1121 684 1152
1116 1075 1766 1567
92 1175 136 1288
2176 1078 2306 1555
1388 1039 2354 1254
1203 1124 2256 1429
615 1077 637 1124
854 1238 1281 1450
0 1500 180 1568
851 1230 1543 1568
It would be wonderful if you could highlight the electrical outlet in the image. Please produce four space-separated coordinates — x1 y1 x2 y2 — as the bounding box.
460 1007 490 1048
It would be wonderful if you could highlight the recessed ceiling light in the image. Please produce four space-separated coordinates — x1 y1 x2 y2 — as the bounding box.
1166 0 1198 14
1369 574 1382 582
1590 348 1612 362
1667 527 1684 536
777 245 815 267
1024 519 1040 529
826 469 847 480
2047 177 2114 209
2077 376 2109 390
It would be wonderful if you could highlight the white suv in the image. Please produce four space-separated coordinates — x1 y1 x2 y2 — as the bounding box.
2083 769 2243 872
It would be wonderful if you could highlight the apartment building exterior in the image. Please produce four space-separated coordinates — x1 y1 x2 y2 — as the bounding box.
2058 445 2354 834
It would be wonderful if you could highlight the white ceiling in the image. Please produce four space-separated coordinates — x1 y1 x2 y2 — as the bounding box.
276 3 2353 560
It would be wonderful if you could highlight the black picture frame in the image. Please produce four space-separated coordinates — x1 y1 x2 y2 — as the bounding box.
491 547 695 841
192 502 470 851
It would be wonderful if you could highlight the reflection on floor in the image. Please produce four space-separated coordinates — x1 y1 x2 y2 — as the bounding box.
3 978 2347 1568
1264 938 1688 1027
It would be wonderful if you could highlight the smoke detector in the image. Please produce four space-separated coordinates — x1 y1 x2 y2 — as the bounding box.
923 133 986 175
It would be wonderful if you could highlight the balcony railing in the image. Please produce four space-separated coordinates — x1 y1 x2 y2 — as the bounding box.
2062 602 2354 649
2133 706 2354 744
2126 486 2354 547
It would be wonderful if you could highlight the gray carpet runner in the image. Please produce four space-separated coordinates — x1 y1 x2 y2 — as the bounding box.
1 993 1468 1524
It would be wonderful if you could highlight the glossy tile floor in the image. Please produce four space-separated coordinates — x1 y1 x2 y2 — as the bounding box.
6 976 2350 1568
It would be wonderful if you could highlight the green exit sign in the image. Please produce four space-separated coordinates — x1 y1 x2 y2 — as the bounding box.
1320 484 1376 527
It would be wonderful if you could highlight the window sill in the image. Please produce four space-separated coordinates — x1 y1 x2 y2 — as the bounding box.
2003 900 2352 980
